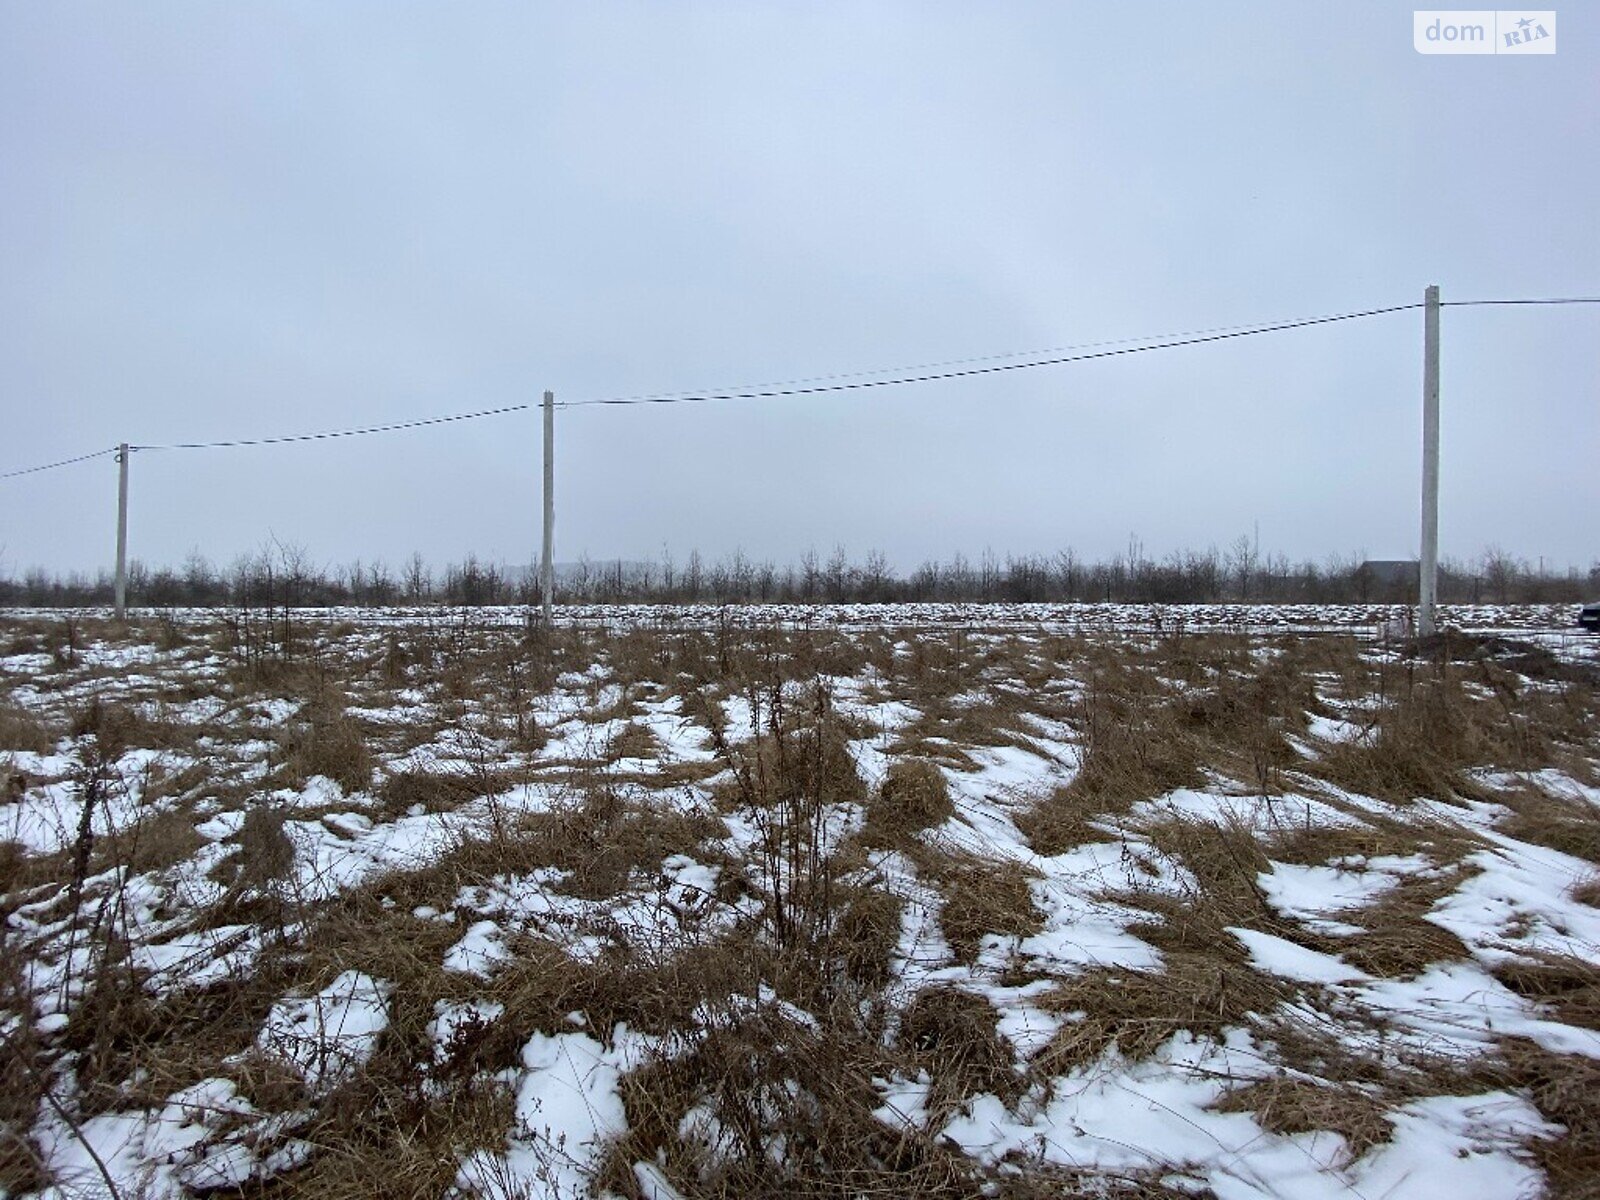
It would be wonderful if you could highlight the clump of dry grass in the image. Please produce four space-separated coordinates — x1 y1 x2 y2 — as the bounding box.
278 1079 514 1200
1262 812 1455 866
1019 680 1202 856
234 802 296 896
234 901 522 1198
1145 817 1270 911
2 762 29 805
1175 660 1319 797
0 701 52 755
598 993 985 1200
374 767 483 817
279 688 374 794
1497 784 1600 864
1031 815 1322 1078
1572 874 1600 908
67 699 138 759
1314 682 1478 803
605 720 661 763
1492 952 1600 1032
1333 867 1474 979
1313 651 1594 805
900 985 1019 1115
0 931 48 1194
865 759 953 842
829 884 903 991
922 852 1042 965
1033 952 1288 1076
97 804 206 877
1493 1039 1600 1200
1211 1076 1393 1163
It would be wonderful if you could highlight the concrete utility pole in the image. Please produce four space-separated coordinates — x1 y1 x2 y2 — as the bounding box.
540 391 555 627
114 443 130 620
1419 285 1441 637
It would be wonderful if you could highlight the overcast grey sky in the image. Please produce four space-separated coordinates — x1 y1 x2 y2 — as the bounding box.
2 2 1595 578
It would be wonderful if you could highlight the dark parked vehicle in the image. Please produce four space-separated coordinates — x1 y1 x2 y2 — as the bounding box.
1581 602 1600 632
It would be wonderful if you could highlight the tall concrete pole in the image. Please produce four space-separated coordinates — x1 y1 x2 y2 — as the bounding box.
541 391 554 627
1419 285 1441 637
114 443 130 620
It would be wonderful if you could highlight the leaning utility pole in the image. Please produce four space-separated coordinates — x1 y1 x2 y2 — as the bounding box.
540 391 555 627
1419 285 1441 637
114 443 130 620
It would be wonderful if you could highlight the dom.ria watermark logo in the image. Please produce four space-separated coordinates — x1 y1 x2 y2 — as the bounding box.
1415 10 1556 53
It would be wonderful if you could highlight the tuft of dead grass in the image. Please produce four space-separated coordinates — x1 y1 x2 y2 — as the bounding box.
0 701 52 755
866 759 953 842
1572 874 1600 909
1034 952 1289 1076
375 767 483 817
1333 867 1475 979
922 852 1043 965
233 803 296 897
830 884 903 990
1211 1076 1393 1164
900 985 1019 1115
279 688 374 794
98 805 206 877
1497 784 1600 864
1494 1039 1600 1200
1019 680 1202 856
1492 952 1600 1032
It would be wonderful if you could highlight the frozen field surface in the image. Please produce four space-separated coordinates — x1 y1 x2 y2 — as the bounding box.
1 612 1597 1198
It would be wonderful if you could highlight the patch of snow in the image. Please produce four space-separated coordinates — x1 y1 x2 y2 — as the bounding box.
257 970 391 1093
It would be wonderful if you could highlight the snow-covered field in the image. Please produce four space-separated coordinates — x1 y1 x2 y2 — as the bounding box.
1 613 1596 1198
5 600 1594 633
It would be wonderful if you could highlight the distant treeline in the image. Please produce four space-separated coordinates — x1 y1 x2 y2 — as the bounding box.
2 541 1594 608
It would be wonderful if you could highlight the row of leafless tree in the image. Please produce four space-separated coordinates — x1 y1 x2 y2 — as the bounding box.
2 541 1592 608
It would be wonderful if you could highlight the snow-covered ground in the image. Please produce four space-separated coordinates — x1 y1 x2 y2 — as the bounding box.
1 615 1596 1198
3 599 1594 633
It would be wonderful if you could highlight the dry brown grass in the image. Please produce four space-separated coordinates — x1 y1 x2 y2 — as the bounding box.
605 719 661 763
278 688 375 794
1033 952 1289 1076
829 884 903 991
595 982 1004 1200
1492 952 1600 1032
1262 811 1464 866
900 985 1019 1115
1211 1076 1393 1163
4 616 1598 1198
1333 866 1475 978
233 803 296 895
0 701 53 755
1019 686 1201 856
1497 783 1600 864
1572 874 1600 908
1493 1039 1600 1200
68 698 175 758
1175 664 1318 797
0 929 48 1194
374 767 485 817
865 758 953 843
1029 813 1343 1081
1312 649 1595 806
95 804 206 877
921 851 1043 965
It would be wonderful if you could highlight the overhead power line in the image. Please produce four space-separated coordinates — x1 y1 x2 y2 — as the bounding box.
569 309 1401 405
556 302 1424 408
133 400 535 452
2 294 1596 480
1446 297 1600 306
0 446 118 481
